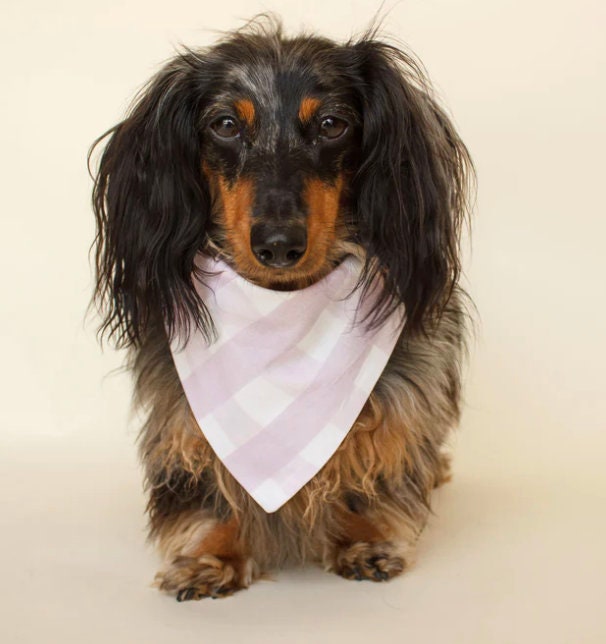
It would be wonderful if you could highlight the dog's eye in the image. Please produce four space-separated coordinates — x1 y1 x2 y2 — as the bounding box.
210 116 241 139
319 116 348 140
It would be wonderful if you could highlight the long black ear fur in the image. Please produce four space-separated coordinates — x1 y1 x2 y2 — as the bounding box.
351 38 473 335
90 53 213 348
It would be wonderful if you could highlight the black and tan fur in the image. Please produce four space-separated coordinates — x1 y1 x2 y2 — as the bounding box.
90 18 473 600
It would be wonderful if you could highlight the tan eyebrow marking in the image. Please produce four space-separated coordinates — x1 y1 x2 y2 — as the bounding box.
234 99 255 127
298 97 322 123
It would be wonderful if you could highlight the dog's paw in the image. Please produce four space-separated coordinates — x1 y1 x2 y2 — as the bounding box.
155 553 258 601
331 541 406 582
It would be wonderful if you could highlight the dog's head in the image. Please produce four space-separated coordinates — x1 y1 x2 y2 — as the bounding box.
91 20 472 347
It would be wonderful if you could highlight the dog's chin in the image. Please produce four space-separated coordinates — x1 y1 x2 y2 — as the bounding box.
228 257 339 291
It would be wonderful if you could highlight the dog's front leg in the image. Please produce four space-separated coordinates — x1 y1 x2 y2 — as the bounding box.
322 500 417 582
316 392 445 583
153 508 259 601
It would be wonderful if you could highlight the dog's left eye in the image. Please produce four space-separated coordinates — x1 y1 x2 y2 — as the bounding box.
319 116 348 140
210 116 241 139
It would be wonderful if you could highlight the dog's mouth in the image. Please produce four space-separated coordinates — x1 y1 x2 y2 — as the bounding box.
205 245 342 291
204 229 358 292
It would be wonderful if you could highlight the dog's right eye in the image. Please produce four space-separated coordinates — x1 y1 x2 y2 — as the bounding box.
210 116 241 139
319 116 348 140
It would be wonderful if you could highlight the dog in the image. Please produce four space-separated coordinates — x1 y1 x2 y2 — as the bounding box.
90 18 473 601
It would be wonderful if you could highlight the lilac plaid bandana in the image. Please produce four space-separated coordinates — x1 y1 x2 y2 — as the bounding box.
169 254 405 512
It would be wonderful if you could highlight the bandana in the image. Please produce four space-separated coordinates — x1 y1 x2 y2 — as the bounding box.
169 254 405 512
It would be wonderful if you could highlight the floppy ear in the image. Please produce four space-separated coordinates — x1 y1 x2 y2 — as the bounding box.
351 39 473 335
90 52 213 348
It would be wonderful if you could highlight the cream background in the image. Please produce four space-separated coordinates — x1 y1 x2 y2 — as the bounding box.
1 0 605 642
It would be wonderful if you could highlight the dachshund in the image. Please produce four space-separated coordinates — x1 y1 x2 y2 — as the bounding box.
90 18 473 601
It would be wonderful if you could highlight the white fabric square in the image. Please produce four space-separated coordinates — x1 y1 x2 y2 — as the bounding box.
232 376 294 427
251 479 286 513
197 414 237 459
354 345 390 393
247 285 294 317
299 423 345 467
297 306 348 363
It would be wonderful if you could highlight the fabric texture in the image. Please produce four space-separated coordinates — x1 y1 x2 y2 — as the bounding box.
169 254 405 512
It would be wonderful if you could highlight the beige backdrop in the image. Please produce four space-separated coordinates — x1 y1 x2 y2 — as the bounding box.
1 0 605 642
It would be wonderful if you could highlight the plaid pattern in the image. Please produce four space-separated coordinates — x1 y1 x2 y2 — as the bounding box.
169 254 405 512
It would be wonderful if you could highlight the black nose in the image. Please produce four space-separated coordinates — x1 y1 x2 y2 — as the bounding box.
250 224 307 268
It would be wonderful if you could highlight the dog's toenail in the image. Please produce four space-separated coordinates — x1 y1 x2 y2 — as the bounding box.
177 587 196 602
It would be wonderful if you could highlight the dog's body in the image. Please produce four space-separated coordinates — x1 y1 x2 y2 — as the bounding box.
91 20 472 600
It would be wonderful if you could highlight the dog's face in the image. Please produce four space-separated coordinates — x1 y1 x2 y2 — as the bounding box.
91 24 472 346
199 47 362 289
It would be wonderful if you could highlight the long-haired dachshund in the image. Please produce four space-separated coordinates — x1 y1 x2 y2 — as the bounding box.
90 18 473 601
